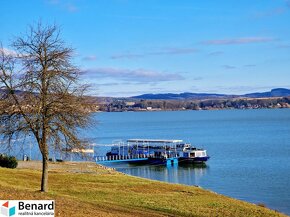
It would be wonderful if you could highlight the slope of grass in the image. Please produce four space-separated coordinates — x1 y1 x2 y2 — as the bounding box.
0 162 287 217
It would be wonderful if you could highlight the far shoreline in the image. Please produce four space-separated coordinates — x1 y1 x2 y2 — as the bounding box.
95 107 290 113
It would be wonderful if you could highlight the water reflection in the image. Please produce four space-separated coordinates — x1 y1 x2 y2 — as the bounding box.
114 163 209 186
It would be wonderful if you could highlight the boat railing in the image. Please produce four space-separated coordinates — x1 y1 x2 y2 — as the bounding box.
95 153 152 162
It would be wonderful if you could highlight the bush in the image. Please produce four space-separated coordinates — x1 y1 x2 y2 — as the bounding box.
257 203 267 208
0 154 18 169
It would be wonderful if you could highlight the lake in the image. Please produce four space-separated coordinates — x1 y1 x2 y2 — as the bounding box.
2 109 290 215
93 109 290 215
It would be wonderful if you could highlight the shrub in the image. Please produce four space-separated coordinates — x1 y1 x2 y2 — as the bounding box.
257 203 267 208
0 154 18 169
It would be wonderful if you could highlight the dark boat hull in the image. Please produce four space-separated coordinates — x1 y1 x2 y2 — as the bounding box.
146 157 178 166
179 156 210 164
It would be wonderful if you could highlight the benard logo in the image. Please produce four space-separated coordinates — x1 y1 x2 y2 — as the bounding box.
0 201 15 217
0 201 54 217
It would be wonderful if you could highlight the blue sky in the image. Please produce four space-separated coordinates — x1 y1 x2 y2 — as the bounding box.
1 0 290 96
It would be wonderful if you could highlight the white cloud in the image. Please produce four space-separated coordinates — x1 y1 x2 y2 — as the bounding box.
82 67 185 82
203 37 275 45
0 47 17 56
111 47 197 59
222 65 236 70
82 55 97 61
46 0 78 13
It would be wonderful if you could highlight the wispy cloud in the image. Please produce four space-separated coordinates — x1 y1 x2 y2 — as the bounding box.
111 54 145 59
244 64 256 67
148 47 198 55
95 82 120 86
203 37 275 45
111 47 198 59
222 65 236 70
0 47 18 56
47 0 78 13
277 44 290 49
102 14 170 21
66 3 78 12
220 64 256 70
208 51 224 56
82 55 97 61
254 7 286 18
82 67 185 82
251 1 290 19
192 77 203 81
47 0 59 4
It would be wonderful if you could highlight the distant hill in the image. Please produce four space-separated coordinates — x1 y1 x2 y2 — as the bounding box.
132 92 231 100
243 88 290 98
132 88 290 100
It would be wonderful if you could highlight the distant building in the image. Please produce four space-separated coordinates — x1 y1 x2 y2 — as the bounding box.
126 102 135 106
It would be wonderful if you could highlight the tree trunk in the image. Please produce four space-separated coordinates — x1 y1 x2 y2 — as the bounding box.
41 153 48 192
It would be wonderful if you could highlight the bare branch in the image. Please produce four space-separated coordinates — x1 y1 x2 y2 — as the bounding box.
0 23 93 192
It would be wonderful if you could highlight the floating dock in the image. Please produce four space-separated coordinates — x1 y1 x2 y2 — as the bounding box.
95 139 209 166
95 154 178 166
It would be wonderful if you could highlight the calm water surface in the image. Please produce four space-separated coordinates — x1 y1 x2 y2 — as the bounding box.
2 109 290 215
94 109 290 215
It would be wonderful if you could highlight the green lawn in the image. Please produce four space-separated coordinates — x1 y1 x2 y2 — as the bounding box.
0 162 287 217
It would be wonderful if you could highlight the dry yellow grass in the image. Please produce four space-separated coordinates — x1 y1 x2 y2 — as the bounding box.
0 161 287 217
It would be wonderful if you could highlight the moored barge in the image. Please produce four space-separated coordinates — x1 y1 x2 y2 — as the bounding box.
102 139 209 165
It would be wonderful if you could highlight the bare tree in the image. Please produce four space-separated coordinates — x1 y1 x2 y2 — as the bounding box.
0 23 92 192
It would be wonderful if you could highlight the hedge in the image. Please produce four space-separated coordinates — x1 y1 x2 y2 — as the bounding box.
0 154 18 169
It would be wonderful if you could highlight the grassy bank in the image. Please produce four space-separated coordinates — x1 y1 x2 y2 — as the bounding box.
0 162 287 217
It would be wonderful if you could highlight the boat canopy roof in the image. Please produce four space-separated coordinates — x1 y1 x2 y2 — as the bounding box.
127 139 183 143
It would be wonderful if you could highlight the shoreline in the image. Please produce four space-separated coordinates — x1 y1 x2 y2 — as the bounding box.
96 96 290 112
0 161 287 217
95 107 290 113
